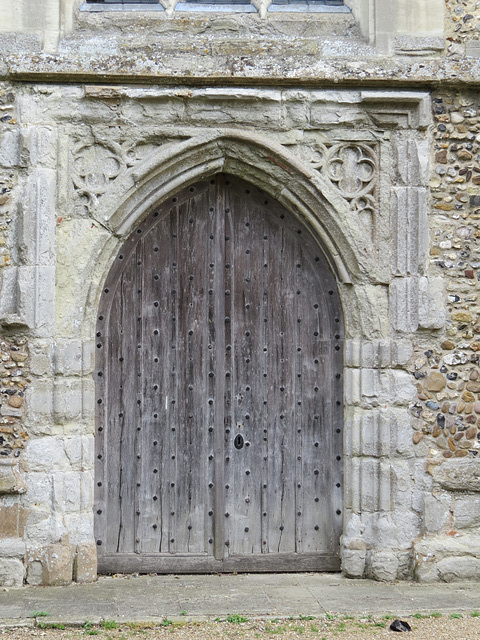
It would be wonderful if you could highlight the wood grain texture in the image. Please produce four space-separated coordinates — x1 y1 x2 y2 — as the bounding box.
95 175 343 572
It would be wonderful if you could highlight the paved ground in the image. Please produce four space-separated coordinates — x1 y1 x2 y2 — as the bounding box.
1 573 480 626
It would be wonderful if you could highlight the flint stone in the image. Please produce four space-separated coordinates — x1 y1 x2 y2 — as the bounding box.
426 372 446 392
444 353 469 366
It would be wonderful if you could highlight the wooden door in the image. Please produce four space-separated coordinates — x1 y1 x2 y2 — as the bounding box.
95 175 343 574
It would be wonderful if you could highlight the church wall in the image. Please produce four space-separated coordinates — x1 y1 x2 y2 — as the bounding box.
0 0 480 585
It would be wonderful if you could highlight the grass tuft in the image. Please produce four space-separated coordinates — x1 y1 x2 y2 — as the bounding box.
226 614 249 624
102 620 119 630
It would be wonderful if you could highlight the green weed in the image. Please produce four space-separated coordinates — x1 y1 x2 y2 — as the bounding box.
161 619 173 627
265 625 286 634
38 622 65 630
32 612 50 618
179 610 187 616
102 620 119 630
471 611 480 618
226 614 249 624
450 613 463 619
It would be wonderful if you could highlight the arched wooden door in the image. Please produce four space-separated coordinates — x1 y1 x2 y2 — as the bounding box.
95 175 343 573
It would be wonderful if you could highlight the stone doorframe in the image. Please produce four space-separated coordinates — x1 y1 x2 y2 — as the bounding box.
2 88 442 583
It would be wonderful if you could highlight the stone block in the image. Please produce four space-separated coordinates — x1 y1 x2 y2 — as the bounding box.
394 411 415 457
453 495 480 530
54 340 83 376
418 276 445 330
342 549 366 578
18 168 56 267
63 435 94 471
82 378 95 420
24 437 69 473
0 558 25 588
0 129 21 167
392 370 416 405
0 538 26 557
26 377 53 425
53 378 83 423
430 459 480 492
73 542 97 583
437 556 480 582
21 126 57 169
360 458 380 512
415 553 439 583
185 89 282 129
26 560 43 586
32 541 75 586
392 133 429 187
281 91 310 128
424 491 452 533
63 513 94 544
16 265 56 337
82 340 95 375
391 187 428 277
23 474 53 511
390 277 418 333
0 462 27 495
0 504 29 538
53 472 82 513
0 266 19 319
25 514 67 547
29 339 54 376
396 550 413 579
370 551 399 581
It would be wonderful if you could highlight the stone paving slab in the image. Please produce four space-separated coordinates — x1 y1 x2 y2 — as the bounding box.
2 573 480 626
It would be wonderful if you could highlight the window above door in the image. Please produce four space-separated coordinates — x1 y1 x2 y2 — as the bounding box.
82 0 349 12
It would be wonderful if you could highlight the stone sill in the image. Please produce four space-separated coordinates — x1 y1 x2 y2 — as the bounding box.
4 55 479 87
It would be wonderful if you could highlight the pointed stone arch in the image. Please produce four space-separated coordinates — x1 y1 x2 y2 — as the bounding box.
82 129 381 345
